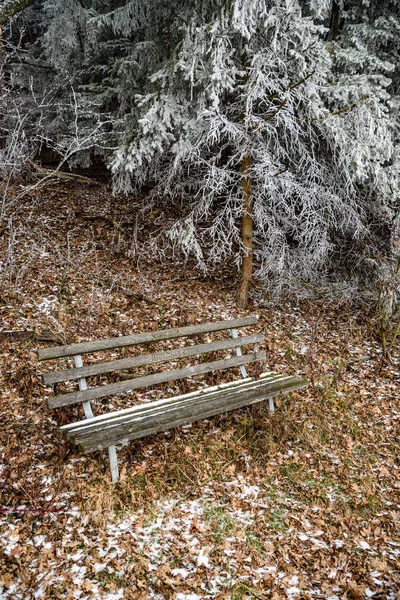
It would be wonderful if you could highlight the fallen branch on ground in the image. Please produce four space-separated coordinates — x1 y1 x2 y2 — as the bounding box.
0 330 64 344
27 159 99 186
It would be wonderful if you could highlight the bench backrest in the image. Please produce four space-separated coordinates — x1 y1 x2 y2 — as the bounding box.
38 316 265 411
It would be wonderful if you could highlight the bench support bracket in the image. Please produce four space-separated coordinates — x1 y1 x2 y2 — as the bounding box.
230 328 248 379
74 354 119 482
74 355 94 419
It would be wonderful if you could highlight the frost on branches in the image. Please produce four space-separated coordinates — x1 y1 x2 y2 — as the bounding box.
5 0 400 300
110 0 399 298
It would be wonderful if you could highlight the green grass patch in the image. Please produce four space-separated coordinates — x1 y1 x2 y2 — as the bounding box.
204 505 237 543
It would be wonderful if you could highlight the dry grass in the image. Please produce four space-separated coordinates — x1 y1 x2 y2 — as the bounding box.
0 182 399 599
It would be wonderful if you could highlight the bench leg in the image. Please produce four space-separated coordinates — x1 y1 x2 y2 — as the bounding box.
268 397 275 414
108 445 119 482
230 328 248 379
73 356 94 419
82 400 94 419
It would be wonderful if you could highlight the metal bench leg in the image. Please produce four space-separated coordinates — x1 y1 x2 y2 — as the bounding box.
74 354 119 482
231 328 248 379
108 446 119 482
74 355 94 419
268 397 275 414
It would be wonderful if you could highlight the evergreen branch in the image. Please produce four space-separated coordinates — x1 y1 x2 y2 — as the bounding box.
301 95 369 122
255 71 316 131
326 95 369 118
289 70 316 91
0 0 35 25
7 58 55 70
254 92 291 132
273 167 289 177
267 71 316 102
264 98 287 121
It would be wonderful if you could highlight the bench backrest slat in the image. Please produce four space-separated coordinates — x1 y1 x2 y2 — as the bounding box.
48 351 266 409
43 333 263 385
38 316 258 361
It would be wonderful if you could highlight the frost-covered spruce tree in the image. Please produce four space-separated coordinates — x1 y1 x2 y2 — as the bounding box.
7 0 400 304
8 0 133 167
318 0 400 326
111 0 394 305
8 0 203 167
320 0 400 255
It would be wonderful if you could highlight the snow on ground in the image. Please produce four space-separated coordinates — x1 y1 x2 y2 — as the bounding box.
1 184 399 599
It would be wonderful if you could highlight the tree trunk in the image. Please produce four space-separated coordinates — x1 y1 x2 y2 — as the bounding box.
0 26 5 149
327 1 340 41
237 153 253 308
0 27 4 94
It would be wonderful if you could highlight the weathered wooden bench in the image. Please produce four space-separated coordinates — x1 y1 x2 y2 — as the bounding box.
38 316 307 481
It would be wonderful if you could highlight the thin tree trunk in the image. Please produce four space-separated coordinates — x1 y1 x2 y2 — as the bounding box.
237 153 253 308
0 26 5 148
0 27 4 91
327 1 340 41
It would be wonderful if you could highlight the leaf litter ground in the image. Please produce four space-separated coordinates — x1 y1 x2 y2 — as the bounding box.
0 183 399 599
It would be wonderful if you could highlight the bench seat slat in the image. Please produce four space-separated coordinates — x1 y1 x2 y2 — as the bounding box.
60 377 255 432
38 316 259 361
64 375 290 437
48 351 266 409
67 376 307 452
68 377 303 452
43 334 263 385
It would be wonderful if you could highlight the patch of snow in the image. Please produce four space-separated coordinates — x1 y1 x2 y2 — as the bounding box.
358 541 371 550
197 547 212 568
171 568 190 578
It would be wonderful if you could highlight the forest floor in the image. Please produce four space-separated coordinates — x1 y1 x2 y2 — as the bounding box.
0 181 399 600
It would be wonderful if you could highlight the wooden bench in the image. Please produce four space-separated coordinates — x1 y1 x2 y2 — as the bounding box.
38 316 307 481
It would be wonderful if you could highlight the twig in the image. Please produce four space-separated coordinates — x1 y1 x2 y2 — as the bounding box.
388 320 400 349
197 452 244 487
290 70 315 91
76 212 125 233
0 329 64 344
300 95 369 123
235 583 269 600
